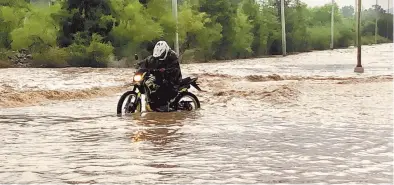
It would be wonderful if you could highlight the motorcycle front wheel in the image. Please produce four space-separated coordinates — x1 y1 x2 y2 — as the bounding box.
117 91 142 115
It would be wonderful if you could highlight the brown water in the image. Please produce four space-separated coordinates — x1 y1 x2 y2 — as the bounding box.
0 44 393 184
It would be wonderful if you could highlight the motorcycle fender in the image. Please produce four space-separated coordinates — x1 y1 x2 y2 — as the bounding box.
191 82 202 91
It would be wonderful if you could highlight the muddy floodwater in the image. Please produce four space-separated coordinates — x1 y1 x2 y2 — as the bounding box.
0 44 393 184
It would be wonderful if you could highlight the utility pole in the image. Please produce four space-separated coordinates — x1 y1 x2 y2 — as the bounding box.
355 0 358 46
354 0 364 73
387 0 390 39
172 0 180 56
375 0 378 44
281 0 286 56
331 0 335 49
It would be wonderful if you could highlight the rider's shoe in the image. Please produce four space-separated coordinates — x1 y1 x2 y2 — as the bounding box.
157 104 175 112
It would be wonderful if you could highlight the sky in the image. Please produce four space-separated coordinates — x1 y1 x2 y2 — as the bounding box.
301 0 393 10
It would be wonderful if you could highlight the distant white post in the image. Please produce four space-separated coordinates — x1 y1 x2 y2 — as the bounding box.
281 0 286 56
172 0 180 55
331 0 335 49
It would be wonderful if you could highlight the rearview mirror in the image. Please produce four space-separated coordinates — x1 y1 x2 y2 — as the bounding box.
134 54 139 60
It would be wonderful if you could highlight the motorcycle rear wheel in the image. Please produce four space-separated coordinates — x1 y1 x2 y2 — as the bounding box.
173 92 201 111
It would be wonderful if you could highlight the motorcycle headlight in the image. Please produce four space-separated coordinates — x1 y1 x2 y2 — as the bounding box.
133 74 142 82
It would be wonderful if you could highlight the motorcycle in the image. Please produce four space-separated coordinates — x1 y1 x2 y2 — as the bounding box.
116 54 203 115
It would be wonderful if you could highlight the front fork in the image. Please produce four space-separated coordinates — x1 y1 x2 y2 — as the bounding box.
125 86 141 113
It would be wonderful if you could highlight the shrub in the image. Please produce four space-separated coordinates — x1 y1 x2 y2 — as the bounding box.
86 34 114 67
307 26 331 50
180 49 198 64
335 20 355 48
66 34 114 67
361 35 391 45
0 48 13 61
31 47 69 67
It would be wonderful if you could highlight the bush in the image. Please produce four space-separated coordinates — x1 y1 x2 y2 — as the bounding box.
180 49 198 64
376 36 391 44
85 34 114 67
31 47 69 67
66 43 89 67
307 26 331 50
0 48 13 61
335 20 355 47
66 34 114 67
361 35 391 45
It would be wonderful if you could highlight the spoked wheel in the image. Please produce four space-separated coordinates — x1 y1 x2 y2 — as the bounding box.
117 91 142 115
173 92 201 111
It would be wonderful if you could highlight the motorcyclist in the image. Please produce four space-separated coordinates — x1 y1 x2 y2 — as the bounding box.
137 40 182 111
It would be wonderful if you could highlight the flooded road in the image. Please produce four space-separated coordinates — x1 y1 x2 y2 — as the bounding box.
0 44 393 184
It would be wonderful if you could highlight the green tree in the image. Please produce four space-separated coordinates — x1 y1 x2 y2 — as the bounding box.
341 5 354 18
55 0 115 47
0 4 29 48
10 4 61 52
109 0 163 58
199 0 237 59
230 3 254 58
285 0 310 52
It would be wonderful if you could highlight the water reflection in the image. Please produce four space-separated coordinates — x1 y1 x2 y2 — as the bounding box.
128 112 199 146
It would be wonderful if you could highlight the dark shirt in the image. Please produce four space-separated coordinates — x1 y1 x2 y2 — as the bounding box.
137 50 182 85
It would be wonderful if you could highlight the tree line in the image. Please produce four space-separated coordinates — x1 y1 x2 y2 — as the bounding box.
0 0 392 67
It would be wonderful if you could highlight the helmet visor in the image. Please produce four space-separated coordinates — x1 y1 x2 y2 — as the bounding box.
154 50 168 60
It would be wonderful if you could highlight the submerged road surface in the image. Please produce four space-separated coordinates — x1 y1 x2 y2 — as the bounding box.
0 44 393 184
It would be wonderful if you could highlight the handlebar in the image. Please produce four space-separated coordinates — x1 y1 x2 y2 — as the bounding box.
136 67 179 73
152 68 179 72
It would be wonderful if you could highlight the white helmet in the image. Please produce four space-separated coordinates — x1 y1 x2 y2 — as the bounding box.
153 41 170 60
